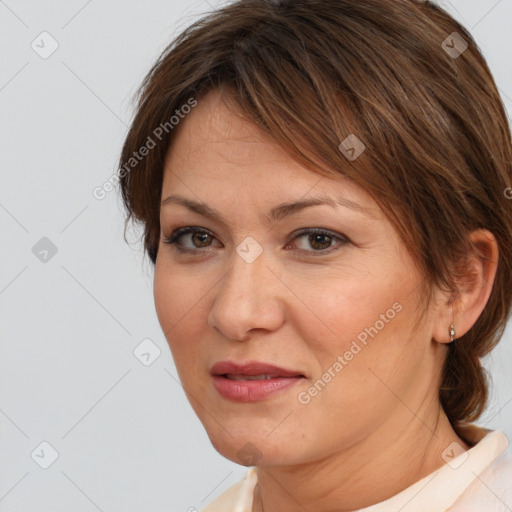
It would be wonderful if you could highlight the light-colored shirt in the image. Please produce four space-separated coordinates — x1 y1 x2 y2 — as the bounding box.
201 426 511 511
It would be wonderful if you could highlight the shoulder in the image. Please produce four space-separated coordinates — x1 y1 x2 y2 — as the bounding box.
200 469 257 512
449 445 512 511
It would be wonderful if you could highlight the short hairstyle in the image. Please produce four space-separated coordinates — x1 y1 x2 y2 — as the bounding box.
117 0 512 440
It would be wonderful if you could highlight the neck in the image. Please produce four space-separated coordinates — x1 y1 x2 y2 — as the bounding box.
252 405 470 512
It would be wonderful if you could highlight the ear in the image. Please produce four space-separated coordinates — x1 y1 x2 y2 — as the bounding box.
432 229 499 344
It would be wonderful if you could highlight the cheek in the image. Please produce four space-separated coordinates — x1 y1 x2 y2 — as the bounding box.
153 261 209 363
292 269 402 354
293 270 414 405
154 257 211 326
153 265 179 335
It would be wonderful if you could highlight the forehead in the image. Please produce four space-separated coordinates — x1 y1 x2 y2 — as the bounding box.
163 90 308 201
164 90 279 167
162 90 376 208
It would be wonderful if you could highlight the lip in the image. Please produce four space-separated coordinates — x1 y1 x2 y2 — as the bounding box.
210 360 305 378
210 360 306 403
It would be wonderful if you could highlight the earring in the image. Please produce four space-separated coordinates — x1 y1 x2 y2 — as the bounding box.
449 322 456 342
449 305 456 342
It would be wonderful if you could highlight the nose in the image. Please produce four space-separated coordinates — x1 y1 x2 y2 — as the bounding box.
207 247 285 341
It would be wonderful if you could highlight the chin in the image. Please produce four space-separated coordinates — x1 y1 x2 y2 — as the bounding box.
205 424 302 467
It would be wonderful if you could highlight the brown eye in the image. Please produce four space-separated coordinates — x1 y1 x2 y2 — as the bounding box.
163 227 220 252
190 231 213 248
308 233 334 250
163 226 349 256
290 228 349 254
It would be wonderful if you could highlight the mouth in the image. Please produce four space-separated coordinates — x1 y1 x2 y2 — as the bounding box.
210 360 306 402
210 360 306 378
223 373 299 381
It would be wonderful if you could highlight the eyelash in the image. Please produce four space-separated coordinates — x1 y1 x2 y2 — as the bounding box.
162 226 349 256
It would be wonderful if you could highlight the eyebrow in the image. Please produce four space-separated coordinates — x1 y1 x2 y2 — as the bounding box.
160 194 376 225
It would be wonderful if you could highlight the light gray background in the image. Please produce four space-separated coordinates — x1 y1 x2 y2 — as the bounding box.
1 1 511 511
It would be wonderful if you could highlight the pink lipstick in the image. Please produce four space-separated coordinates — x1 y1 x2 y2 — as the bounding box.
210 360 305 402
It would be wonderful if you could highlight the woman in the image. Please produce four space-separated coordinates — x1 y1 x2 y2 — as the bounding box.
117 0 512 510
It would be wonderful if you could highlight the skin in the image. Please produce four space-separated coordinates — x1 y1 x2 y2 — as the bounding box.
153 89 499 511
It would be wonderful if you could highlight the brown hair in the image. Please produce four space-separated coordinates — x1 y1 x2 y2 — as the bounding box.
117 0 512 439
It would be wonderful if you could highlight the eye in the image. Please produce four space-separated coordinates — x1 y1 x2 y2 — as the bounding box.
163 226 219 253
162 226 349 255
287 228 349 255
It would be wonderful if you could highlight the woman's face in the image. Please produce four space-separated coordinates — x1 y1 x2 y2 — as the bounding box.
154 89 444 466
